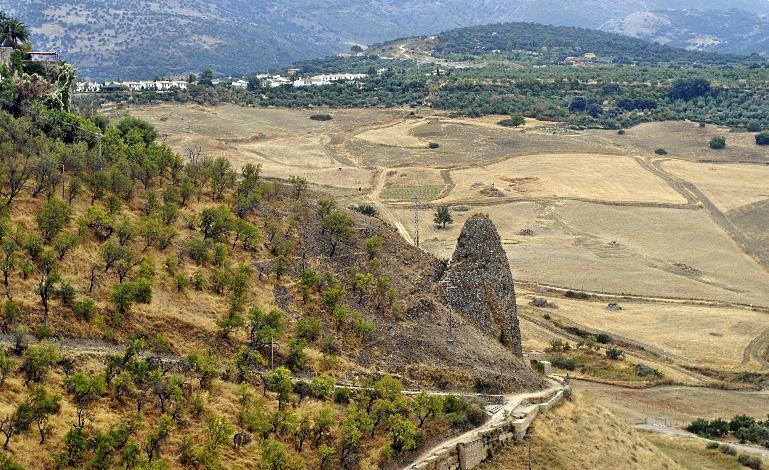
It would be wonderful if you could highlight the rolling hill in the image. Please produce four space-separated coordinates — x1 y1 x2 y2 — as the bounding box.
2 0 767 79
601 9 769 55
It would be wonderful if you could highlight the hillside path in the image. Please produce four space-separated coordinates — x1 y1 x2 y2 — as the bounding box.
367 168 416 245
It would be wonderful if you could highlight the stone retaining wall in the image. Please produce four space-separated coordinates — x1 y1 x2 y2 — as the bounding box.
411 390 566 470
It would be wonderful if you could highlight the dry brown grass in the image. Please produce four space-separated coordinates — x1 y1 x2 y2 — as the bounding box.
594 121 769 163
574 380 769 425
644 433 769 470
663 160 769 212
540 297 769 371
441 153 687 205
392 200 769 306
480 395 681 470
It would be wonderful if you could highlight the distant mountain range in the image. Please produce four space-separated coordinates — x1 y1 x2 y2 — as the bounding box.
600 9 769 56
2 0 768 79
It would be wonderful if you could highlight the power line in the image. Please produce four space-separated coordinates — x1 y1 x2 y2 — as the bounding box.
413 198 420 248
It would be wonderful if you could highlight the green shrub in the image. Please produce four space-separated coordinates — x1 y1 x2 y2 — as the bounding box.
174 273 190 292
473 377 493 393
635 363 663 378
549 339 571 352
737 454 762 470
334 387 350 404
73 298 97 322
755 132 769 146
551 354 577 371
719 444 737 456
596 333 612 344
310 114 332 121
606 347 624 360
709 136 726 149
351 204 377 217
296 317 323 342
747 120 762 132
498 114 525 127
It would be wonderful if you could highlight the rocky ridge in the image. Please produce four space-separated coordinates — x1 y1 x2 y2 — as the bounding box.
443 214 523 357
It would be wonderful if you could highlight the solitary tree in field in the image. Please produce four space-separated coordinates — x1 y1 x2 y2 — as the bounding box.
433 206 453 228
709 136 726 150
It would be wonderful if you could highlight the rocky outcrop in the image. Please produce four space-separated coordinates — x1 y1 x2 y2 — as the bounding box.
443 214 523 356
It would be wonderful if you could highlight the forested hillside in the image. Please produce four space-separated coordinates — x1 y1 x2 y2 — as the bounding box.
429 22 754 64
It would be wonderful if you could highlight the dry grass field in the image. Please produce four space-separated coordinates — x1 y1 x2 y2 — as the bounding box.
593 121 769 163
392 200 769 306
540 297 769 370
129 104 769 385
644 434 767 470
479 396 681 470
354 120 427 148
662 160 769 212
573 380 769 424
440 153 687 205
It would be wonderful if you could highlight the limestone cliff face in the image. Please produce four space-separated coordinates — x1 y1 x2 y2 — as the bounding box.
444 214 523 356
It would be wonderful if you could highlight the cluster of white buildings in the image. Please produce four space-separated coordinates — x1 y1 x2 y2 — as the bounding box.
76 80 189 93
255 72 368 88
75 72 370 93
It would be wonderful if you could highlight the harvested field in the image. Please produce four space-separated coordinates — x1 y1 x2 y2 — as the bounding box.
543 297 769 370
727 199 769 267
441 153 688 205
354 119 427 148
125 104 402 191
662 160 769 212
347 120 625 168
592 121 769 163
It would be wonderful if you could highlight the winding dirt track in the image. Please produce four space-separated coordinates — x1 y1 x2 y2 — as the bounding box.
367 168 416 246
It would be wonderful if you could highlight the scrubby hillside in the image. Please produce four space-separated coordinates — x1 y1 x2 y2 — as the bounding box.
0 18 543 469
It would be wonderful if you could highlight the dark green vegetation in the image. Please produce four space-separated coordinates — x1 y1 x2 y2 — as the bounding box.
429 22 753 65
79 22 769 132
688 415 769 450
547 338 664 383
